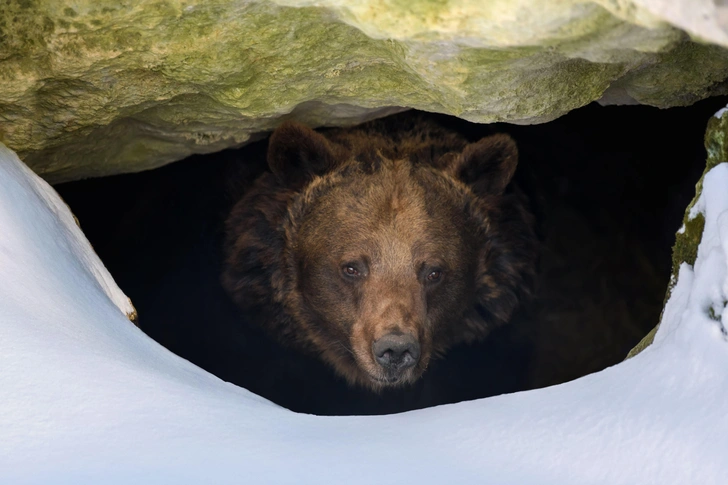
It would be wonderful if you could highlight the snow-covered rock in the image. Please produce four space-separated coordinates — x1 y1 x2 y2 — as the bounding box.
2 138 728 484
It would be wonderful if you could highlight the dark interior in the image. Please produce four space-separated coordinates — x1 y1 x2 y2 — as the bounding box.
55 97 726 415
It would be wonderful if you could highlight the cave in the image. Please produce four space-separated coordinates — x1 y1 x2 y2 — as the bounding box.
53 97 725 416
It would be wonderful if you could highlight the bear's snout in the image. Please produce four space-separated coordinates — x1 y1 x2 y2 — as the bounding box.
372 333 420 377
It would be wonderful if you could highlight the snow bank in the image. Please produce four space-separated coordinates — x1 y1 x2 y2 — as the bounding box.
2 143 728 485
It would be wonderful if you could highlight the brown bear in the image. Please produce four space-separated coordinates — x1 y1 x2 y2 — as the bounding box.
221 115 538 390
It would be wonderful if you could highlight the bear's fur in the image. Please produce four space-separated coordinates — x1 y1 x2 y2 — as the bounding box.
221 115 538 389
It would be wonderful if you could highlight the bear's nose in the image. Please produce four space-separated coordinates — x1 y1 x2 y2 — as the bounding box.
372 333 420 371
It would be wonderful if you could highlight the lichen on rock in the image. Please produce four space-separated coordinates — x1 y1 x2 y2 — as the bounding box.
2 1 728 182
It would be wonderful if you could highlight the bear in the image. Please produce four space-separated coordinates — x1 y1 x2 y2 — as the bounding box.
221 114 538 390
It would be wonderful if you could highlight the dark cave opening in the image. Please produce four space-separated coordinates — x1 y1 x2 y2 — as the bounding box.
55 97 726 415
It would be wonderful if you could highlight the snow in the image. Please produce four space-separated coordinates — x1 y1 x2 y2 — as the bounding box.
2 143 728 485
714 107 728 119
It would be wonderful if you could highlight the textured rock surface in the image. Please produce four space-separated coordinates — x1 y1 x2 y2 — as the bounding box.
628 0 728 47
1 0 728 182
627 106 728 358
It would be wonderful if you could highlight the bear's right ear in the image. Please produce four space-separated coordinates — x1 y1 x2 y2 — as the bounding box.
451 134 518 196
267 121 338 187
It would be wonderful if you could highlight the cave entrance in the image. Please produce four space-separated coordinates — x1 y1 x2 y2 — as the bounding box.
55 98 725 415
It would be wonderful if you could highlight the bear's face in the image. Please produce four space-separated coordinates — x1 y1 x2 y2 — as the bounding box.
222 119 537 390
292 160 478 386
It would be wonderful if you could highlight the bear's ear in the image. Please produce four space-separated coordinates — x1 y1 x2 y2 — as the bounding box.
452 134 518 196
267 121 338 187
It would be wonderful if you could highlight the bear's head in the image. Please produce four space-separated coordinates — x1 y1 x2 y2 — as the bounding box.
222 120 537 390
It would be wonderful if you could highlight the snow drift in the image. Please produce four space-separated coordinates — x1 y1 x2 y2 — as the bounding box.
1 141 728 485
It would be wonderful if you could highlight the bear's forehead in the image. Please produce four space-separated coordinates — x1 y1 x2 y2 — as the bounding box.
298 163 468 257
316 165 457 224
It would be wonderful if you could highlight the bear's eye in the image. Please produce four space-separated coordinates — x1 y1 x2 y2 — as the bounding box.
343 265 361 277
426 270 442 282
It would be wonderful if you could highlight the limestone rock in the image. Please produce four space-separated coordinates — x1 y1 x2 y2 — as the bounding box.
1 0 728 182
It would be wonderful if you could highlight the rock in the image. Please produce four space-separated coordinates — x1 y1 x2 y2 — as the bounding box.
1 1 728 182
627 104 728 358
627 0 728 47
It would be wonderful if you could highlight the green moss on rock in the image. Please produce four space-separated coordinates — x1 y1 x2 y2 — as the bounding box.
1 1 728 181
672 214 706 273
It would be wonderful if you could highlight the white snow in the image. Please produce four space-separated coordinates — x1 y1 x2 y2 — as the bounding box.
2 143 728 485
714 107 728 119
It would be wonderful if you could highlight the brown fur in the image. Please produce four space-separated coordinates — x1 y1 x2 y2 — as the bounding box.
221 115 538 390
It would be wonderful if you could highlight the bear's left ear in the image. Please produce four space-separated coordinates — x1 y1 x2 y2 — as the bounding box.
451 134 518 196
267 121 339 187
